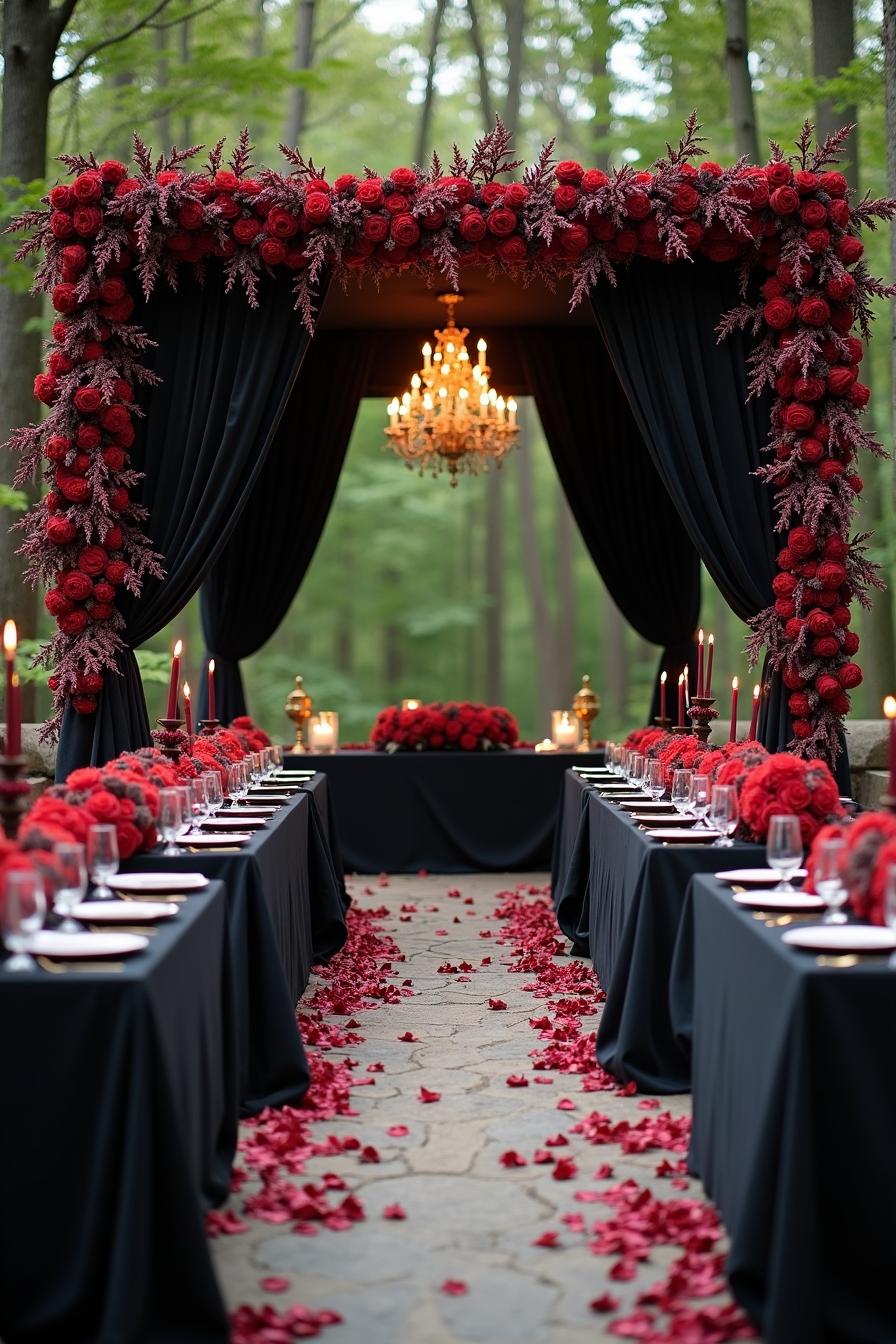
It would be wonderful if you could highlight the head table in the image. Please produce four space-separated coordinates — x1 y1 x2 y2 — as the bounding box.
0 882 234 1344
672 874 896 1344
284 748 582 873
552 768 761 1093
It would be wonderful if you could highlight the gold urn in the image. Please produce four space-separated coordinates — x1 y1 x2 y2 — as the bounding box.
572 674 601 753
285 675 313 753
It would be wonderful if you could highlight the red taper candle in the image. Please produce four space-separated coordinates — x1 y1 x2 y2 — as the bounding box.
166 639 182 719
705 634 714 698
660 670 667 721
696 629 704 698
747 683 760 741
183 681 193 740
3 620 21 757
884 697 896 796
729 676 739 743
207 659 216 722
677 674 685 728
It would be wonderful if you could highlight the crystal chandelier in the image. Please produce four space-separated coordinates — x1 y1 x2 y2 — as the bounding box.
385 293 519 486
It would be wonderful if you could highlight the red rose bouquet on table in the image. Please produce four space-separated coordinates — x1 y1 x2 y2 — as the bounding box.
806 812 896 924
25 763 160 858
228 716 272 753
623 726 668 756
739 752 844 845
698 739 770 785
656 734 705 787
371 701 519 753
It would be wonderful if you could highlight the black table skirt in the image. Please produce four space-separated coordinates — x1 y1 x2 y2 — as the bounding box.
284 750 580 873
553 772 759 1092
0 884 235 1344
674 876 896 1344
129 777 347 1113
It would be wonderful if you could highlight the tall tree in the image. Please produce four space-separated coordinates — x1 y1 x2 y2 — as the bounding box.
285 0 316 145
415 0 449 165
811 0 858 187
724 0 760 160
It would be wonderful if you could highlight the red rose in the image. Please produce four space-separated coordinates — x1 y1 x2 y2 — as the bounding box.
671 184 699 214
304 191 331 223
61 571 93 602
818 171 848 198
46 517 76 545
259 239 286 265
625 189 650 220
266 208 300 240
829 304 854 333
114 178 141 200
486 207 517 237
784 618 805 640
58 610 89 635
581 169 608 193
815 674 841 701
836 236 863 264
93 582 116 604
89 603 114 622
770 186 800 215
849 382 870 408
806 228 831 254
503 183 529 208
559 224 589 256
34 373 58 405
333 174 357 195
50 211 75 239
837 662 862 689
818 459 844 482
215 194 240 220
498 236 527 264
772 573 798 598
793 377 824 402
75 424 101 451
389 167 417 191
842 631 860 655
797 296 830 327
57 475 91 504
811 636 840 658
232 217 261 244
798 437 824 463
459 208 486 242
800 200 827 227
356 179 384 208
73 206 103 237
78 546 108 576
765 162 793 188
825 272 856 300
100 295 134 323
553 185 579 213
105 560 129 584
49 184 73 209
459 732 478 751
73 386 104 415
807 610 835 636
391 213 420 247
109 487 129 511
381 192 407 216
72 172 102 203
45 589 72 617
763 298 796 330
788 693 812 718
793 170 818 195
48 351 73 376
100 406 130 435
555 160 584 184
826 366 856 397
52 283 79 314
99 160 127 185
782 402 815 433
177 201 204 230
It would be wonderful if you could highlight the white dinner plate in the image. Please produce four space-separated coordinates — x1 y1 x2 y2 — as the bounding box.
596 787 642 796
246 793 292 803
223 806 278 817
633 813 695 826
618 801 676 812
277 772 315 779
732 890 826 912
175 833 252 847
72 900 179 922
29 930 148 958
781 925 896 953
645 827 720 842
111 873 209 895
715 868 807 885
200 816 266 830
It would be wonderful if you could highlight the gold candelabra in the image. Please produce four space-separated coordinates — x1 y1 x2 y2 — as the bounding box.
285 675 313 753
572 674 601 753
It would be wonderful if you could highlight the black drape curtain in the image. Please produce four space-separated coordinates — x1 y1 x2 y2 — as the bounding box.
56 264 326 777
197 331 374 723
518 327 700 723
591 258 841 767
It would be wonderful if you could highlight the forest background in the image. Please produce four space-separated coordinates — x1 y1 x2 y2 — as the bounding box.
1 0 893 743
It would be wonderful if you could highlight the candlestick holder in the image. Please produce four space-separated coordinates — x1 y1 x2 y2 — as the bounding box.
0 754 31 839
687 695 719 744
653 717 672 732
154 717 186 761
671 724 691 736
572 675 601 753
285 675 313 754
198 719 220 736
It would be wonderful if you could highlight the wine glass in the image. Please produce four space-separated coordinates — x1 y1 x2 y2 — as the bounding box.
235 762 249 803
766 814 803 893
2 869 46 970
52 841 88 932
645 759 665 801
203 771 224 817
671 769 693 818
709 784 739 847
688 774 711 828
814 836 848 923
176 785 195 837
250 753 263 787
87 824 119 901
226 763 241 804
158 787 182 856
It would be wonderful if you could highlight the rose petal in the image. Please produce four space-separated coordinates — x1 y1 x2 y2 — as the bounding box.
440 1279 468 1296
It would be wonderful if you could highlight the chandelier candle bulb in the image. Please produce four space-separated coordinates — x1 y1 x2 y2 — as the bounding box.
422 342 432 371
166 639 182 720
705 635 714 697
508 399 517 426
697 630 705 698
477 338 487 370
729 677 739 743
748 683 760 741
3 621 20 757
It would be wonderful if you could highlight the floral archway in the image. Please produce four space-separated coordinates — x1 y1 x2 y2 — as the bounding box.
7 116 895 764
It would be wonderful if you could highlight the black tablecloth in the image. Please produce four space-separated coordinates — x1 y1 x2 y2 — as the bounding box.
284 750 581 873
129 777 347 1112
674 876 896 1344
0 884 235 1344
553 772 759 1092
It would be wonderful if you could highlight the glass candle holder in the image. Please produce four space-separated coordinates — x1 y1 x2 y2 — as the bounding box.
401 698 423 711
309 711 339 754
551 709 580 751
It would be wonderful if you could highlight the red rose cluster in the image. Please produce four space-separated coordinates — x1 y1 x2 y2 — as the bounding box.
370 701 519 753
11 127 893 754
22 759 163 859
807 812 896 925
228 715 273 754
739 752 843 844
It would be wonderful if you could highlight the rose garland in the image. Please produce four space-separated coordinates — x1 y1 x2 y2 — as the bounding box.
371 700 519 752
6 118 894 759
738 751 844 843
806 812 896 924
228 715 273 754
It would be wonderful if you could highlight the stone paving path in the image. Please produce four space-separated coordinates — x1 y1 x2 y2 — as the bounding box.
213 873 748 1344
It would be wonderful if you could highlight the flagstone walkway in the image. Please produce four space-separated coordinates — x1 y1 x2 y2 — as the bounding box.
212 873 756 1344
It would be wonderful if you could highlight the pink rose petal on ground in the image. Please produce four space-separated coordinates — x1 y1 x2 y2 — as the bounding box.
360 1145 380 1163
505 1074 529 1087
557 1098 577 1110
532 1230 561 1247
488 997 508 1010
259 1275 291 1292
499 1150 527 1167
595 1163 615 1179
435 929 449 936
419 1087 441 1103
533 1149 555 1164
638 1098 660 1110
387 1125 409 1137
447 887 461 898
418 868 428 878
552 1157 578 1180
383 1203 407 1219
397 1032 419 1042
533 1076 553 1084
589 1293 620 1315
440 1279 468 1296
574 1190 602 1203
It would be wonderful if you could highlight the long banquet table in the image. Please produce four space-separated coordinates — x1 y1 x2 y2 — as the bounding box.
285 748 579 873
673 874 896 1344
0 882 234 1344
552 769 760 1092
128 772 347 1112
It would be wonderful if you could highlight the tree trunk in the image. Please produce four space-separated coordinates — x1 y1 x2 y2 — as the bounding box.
252 0 266 57
484 470 504 703
155 24 171 148
285 0 316 147
516 426 554 732
0 0 59 713
724 0 760 161
554 487 576 705
179 18 192 146
884 0 896 470
810 0 858 187
415 0 449 165
466 0 494 125
502 0 526 142
588 0 611 170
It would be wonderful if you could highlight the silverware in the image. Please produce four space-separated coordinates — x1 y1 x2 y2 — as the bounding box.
38 956 125 973
117 892 187 902
87 923 157 936
816 954 860 968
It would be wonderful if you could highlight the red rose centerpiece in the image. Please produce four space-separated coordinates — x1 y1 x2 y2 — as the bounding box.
371 701 519 753
739 752 843 844
806 812 896 925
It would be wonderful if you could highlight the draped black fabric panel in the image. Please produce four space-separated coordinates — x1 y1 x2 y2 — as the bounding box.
56 265 323 777
519 327 700 699
592 259 806 758
198 331 373 722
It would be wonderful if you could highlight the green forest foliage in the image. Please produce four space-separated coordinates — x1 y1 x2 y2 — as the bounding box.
1 0 891 741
